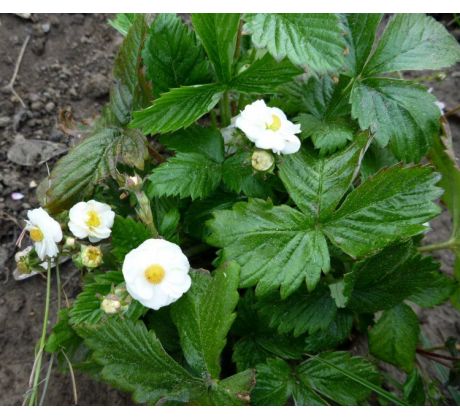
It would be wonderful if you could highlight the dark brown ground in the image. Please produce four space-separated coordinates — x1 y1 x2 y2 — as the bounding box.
0 13 459 406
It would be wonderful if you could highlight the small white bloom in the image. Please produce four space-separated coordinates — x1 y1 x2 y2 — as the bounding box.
25 207 62 260
68 200 115 243
234 99 301 155
122 239 191 310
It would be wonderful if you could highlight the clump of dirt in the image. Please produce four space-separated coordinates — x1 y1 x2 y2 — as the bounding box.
0 13 459 406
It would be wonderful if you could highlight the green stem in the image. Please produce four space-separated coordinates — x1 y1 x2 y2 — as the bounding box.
28 259 52 406
221 91 231 127
210 109 218 129
418 239 458 253
56 256 61 310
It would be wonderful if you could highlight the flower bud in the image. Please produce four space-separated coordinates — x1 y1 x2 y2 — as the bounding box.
80 245 103 268
251 150 275 172
126 174 143 190
100 294 122 314
64 236 77 250
15 246 33 274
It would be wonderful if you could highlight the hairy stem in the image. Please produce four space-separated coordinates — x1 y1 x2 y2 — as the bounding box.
221 91 231 127
418 239 458 253
28 260 52 405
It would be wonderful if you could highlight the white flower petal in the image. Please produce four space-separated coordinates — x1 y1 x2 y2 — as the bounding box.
122 238 191 310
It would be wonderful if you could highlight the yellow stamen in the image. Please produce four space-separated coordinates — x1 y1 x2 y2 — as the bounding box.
86 210 101 228
29 227 44 242
144 264 166 284
266 114 281 131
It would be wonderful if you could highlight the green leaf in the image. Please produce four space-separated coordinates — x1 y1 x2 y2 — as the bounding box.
323 165 442 258
108 13 138 36
46 309 81 354
252 358 293 405
342 14 382 75
290 76 356 154
298 352 381 405
148 153 222 200
364 14 460 76
350 77 441 162
304 311 353 353
108 15 150 126
111 215 152 262
191 14 241 82
151 196 181 242
258 285 337 337
369 303 420 372
404 369 426 406
184 191 238 240
131 84 224 135
206 370 255 405
222 151 272 199
160 125 225 163
207 199 330 296
278 136 368 220
253 353 381 406
171 264 240 378
231 54 303 94
244 14 346 73
42 128 148 213
296 114 354 155
346 241 452 313
143 14 212 97
82 318 201 404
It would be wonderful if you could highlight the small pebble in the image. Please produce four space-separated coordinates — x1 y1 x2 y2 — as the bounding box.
45 102 55 112
0 116 11 127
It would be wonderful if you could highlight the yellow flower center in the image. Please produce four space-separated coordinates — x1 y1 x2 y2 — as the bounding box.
144 264 166 284
266 114 281 131
29 227 44 242
86 210 101 228
84 246 102 264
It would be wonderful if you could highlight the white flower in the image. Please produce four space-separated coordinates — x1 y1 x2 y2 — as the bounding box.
122 239 191 310
25 207 62 260
68 200 115 243
234 99 301 155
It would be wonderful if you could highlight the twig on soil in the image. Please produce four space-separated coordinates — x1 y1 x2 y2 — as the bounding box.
445 104 460 118
417 348 460 362
2 35 30 108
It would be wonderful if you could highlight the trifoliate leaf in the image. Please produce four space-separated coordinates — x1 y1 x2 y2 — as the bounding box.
231 54 303 94
131 84 224 135
350 77 441 162
297 352 381 405
244 14 346 74
171 264 240 378
42 128 148 213
111 215 152 262
342 14 383 76
143 14 212 97
364 14 460 76
82 318 202 404
346 241 451 313
257 285 337 337
207 199 330 296
191 14 241 83
323 165 442 258
108 15 150 126
369 303 420 372
160 125 225 163
278 136 368 220
148 153 222 200
222 151 272 199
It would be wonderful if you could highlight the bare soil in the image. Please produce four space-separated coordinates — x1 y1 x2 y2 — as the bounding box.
0 13 459 406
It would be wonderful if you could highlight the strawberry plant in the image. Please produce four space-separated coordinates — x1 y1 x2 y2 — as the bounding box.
17 13 460 405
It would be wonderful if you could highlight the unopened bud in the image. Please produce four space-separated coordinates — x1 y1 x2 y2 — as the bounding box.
251 150 275 172
64 236 77 250
101 294 122 314
80 245 103 268
126 174 142 190
15 246 33 274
